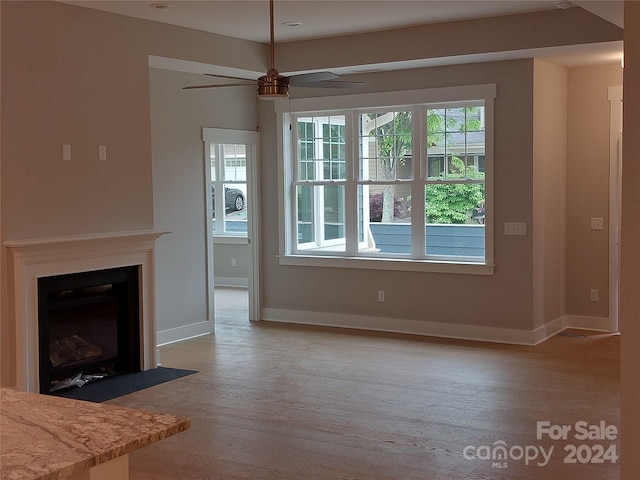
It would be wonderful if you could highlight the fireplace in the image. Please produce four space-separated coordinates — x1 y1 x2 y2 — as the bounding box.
38 266 141 393
5 230 169 392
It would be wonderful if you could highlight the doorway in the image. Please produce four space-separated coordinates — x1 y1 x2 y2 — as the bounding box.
203 128 260 324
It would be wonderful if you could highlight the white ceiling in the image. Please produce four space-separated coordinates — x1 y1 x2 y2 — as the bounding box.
62 0 624 74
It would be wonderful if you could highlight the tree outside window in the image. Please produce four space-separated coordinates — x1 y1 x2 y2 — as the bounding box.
425 106 485 225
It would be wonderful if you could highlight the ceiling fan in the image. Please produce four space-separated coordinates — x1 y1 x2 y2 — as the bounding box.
183 0 363 99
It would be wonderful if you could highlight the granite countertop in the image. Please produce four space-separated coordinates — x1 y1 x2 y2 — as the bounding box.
0 388 190 480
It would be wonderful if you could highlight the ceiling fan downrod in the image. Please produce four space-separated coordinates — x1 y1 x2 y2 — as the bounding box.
258 0 289 99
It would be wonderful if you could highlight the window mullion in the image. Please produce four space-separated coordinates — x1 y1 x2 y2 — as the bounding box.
313 120 325 247
290 115 300 254
214 143 225 233
412 106 426 257
345 111 358 254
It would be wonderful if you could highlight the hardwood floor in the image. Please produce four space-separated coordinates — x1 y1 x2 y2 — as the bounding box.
114 288 620 480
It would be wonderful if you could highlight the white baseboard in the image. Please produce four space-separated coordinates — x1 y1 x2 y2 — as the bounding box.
261 310 615 346
215 276 248 288
157 320 212 346
563 314 615 332
532 316 567 345
533 315 614 344
263 308 536 345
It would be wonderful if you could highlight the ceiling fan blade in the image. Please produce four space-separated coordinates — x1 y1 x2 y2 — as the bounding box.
183 83 257 90
204 73 256 82
288 72 339 85
186 0 364 99
299 80 365 89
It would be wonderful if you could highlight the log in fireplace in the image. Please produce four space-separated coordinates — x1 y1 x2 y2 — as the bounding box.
37 266 141 394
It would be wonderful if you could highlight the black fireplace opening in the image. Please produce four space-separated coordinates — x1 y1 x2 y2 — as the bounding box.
37 266 141 394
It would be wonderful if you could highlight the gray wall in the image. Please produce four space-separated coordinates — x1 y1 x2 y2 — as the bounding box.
259 60 537 332
1 0 264 385
566 63 623 318
0 0 625 384
532 59 568 329
214 243 250 286
149 68 256 341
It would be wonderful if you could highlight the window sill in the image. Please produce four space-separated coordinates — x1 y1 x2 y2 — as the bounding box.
213 236 249 245
278 254 494 275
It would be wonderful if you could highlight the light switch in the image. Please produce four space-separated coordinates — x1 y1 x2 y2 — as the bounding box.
98 146 107 162
62 144 71 161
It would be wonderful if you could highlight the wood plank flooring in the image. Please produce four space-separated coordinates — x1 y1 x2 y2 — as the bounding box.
112 288 620 480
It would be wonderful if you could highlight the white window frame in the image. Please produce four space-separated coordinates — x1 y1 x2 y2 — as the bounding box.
211 141 252 237
294 115 347 250
205 137 251 241
275 84 496 275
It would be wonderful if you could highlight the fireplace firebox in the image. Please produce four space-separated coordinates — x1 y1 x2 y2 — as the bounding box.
37 266 141 394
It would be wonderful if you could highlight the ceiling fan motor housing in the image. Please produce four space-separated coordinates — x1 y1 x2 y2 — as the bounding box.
258 68 289 98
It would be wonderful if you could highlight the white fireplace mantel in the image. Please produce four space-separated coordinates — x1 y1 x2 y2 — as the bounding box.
5 229 170 392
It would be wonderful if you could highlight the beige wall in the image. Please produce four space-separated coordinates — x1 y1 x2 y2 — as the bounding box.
1 0 263 241
2 0 638 469
264 7 621 339
2 3 155 240
621 2 640 477
1 0 629 383
0 1 264 386
259 60 537 332
566 63 623 319
277 8 621 73
214 244 250 285
149 68 257 339
533 60 568 329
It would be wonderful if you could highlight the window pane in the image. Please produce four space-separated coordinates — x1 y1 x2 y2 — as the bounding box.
297 119 315 181
223 182 247 234
427 155 444 178
358 185 411 255
212 183 247 235
296 184 346 252
297 185 314 245
323 185 345 243
446 107 465 132
359 111 412 181
424 105 485 258
210 141 250 237
223 144 247 181
425 184 485 258
426 105 485 181
296 115 346 181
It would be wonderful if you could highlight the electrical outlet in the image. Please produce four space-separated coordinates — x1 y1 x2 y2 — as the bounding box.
591 217 604 230
590 289 599 302
231 258 237 267
377 290 385 302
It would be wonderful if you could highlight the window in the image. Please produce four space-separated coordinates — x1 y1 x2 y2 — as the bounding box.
296 115 347 250
278 85 495 274
209 142 248 236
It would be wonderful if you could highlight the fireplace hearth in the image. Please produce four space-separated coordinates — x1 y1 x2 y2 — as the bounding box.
38 266 141 394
